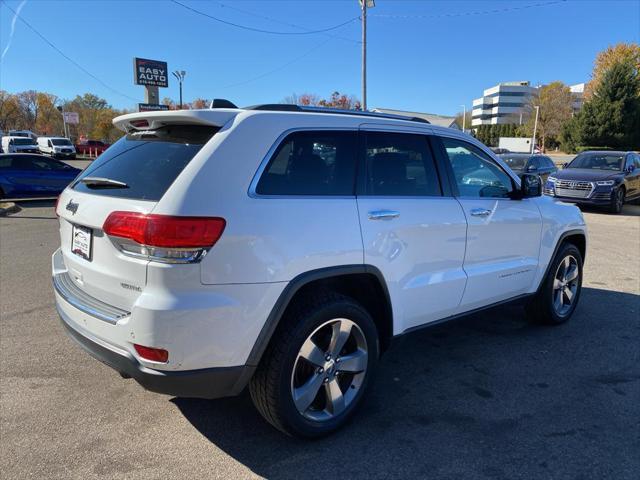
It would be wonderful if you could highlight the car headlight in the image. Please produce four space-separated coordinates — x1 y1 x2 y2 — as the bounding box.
547 176 557 183
596 180 615 186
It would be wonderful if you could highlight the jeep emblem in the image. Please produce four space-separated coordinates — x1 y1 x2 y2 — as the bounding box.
66 200 79 215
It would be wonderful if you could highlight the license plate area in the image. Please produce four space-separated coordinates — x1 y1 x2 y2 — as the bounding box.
72 224 93 261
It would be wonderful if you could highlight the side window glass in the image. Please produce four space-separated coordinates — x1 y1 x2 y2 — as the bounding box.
624 155 634 170
48 140 53 147
634 154 640 168
442 137 513 198
256 131 357 195
364 132 441 196
529 157 541 169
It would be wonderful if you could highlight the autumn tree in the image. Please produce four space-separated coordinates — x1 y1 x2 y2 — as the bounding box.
0 90 21 131
190 98 210 109
284 91 360 110
520 82 574 150
585 42 640 100
454 109 473 131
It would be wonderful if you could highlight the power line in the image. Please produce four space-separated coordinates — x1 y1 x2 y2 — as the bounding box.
0 0 138 102
220 38 333 90
170 0 360 36
369 0 567 19
215 1 360 44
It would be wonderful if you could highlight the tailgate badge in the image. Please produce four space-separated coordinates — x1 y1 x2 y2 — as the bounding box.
66 200 79 215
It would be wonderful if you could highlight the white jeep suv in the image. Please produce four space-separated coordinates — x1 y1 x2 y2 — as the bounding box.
52 104 587 437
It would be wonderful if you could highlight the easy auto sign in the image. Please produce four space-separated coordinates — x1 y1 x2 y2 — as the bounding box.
133 58 168 88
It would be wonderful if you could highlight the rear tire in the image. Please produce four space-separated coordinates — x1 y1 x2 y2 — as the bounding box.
610 187 624 214
526 242 583 325
249 291 378 438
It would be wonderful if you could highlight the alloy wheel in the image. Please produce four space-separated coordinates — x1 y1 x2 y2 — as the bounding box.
290 318 368 422
552 255 579 316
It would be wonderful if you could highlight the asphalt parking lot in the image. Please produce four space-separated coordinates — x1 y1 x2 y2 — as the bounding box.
1 200 639 479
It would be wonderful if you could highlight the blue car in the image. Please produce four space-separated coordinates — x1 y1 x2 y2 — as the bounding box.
0 153 81 199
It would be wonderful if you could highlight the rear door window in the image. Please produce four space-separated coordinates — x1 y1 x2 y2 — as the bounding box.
363 132 441 196
256 131 357 195
73 125 218 201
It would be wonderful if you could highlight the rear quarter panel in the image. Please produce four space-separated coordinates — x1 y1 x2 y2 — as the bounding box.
153 112 365 285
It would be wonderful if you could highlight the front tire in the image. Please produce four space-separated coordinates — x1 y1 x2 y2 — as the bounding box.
610 187 624 214
526 243 583 325
249 291 378 437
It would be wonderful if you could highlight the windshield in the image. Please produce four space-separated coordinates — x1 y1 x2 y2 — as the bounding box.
500 155 528 170
51 139 72 146
12 138 35 145
73 125 218 200
568 153 624 171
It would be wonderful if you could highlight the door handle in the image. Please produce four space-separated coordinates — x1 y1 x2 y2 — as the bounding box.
368 210 400 220
470 208 491 217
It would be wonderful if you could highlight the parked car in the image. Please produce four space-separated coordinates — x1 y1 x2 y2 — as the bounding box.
491 147 510 155
499 153 558 181
8 129 38 141
75 139 110 156
37 137 77 159
0 153 81 199
52 105 587 437
1 136 39 154
544 150 640 213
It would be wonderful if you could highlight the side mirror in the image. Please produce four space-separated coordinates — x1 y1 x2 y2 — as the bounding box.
626 164 635 174
527 164 538 172
562 162 569 169
515 173 542 199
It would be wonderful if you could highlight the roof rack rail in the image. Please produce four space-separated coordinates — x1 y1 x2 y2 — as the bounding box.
244 104 430 124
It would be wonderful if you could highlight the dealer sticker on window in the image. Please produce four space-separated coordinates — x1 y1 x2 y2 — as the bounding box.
72 225 92 260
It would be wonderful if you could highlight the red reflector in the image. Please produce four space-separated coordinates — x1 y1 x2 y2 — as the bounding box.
134 344 169 363
130 119 149 128
103 212 226 248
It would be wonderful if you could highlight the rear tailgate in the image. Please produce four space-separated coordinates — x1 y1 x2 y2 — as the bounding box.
54 113 234 312
56 190 154 311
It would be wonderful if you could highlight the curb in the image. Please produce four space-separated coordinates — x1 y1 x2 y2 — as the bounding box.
0 202 21 217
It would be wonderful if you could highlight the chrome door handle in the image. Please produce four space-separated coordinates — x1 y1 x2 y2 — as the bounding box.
368 210 400 220
470 208 491 217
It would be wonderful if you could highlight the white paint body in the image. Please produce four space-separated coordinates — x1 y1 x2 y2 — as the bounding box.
52 109 587 373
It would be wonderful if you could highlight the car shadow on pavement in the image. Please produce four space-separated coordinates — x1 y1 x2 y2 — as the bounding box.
174 287 640 479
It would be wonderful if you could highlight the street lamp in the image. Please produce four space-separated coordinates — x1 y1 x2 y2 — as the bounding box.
531 105 540 154
172 70 186 109
359 0 375 110
460 104 466 132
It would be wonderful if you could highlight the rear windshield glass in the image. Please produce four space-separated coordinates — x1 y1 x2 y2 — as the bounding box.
72 125 218 201
500 155 528 169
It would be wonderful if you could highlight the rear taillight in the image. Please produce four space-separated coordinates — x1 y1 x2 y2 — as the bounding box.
103 211 225 263
134 344 169 363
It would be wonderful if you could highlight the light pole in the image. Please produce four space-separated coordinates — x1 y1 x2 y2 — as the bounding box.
531 105 540 154
56 105 68 138
460 104 466 132
359 0 374 111
172 70 186 109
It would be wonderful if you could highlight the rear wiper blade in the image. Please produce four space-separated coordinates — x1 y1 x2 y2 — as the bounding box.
80 177 129 189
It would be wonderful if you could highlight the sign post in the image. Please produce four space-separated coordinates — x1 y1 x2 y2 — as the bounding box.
133 57 168 111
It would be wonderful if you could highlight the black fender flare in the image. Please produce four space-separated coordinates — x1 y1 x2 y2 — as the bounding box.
245 264 392 367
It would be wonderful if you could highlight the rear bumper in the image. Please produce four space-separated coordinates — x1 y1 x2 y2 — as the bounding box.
57 304 254 399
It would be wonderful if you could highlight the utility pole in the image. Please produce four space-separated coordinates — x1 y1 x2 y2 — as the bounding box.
460 104 466 132
531 105 540 154
172 70 186 109
360 0 374 111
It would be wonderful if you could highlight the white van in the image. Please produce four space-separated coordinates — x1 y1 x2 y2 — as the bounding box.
37 137 76 159
1 136 40 154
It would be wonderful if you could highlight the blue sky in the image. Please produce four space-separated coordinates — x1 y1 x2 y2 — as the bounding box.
1 0 639 115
